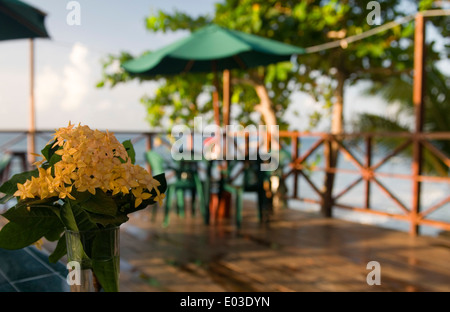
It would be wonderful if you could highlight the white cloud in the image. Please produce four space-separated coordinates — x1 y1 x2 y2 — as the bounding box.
61 43 91 111
36 42 91 114
31 42 160 131
36 66 62 111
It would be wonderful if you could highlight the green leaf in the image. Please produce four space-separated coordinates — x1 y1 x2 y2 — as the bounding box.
77 189 118 217
87 212 129 227
0 205 62 250
0 222 43 249
41 140 55 160
48 234 67 263
401 22 414 38
3 197 59 220
60 200 97 232
0 169 39 197
419 0 434 11
265 64 276 83
91 227 120 292
122 140 136 164
47 153 62 168
146 16 158 30
41 139 62 168
153 172 167 193
44 225 64 242
0 193 15 205
2 201 56 222
42 140 60 162
293 1 307 21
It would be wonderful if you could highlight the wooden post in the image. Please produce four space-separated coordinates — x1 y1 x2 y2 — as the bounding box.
411 13 426 236
222 69 231 126
145 133 152 173
365 137 372 209
28 38 36 166
322 70 345 218
292 135 299 198
212 61 221 127
322 136 333 218
187 133 193 157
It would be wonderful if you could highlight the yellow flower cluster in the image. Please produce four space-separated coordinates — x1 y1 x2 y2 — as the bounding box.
14 123 165 207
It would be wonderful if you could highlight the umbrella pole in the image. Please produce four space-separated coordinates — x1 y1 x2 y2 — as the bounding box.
212 61 221 127
28 38 36 167
222 69 231 126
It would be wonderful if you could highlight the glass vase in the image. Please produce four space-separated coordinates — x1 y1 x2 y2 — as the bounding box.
65 226 120 292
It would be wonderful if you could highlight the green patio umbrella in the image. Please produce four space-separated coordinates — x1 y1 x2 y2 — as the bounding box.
0 0 50 163
0 0 49 40
122 24 305 126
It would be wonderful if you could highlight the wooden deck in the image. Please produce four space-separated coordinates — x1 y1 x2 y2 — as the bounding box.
2 200 449 292
115 202 450 292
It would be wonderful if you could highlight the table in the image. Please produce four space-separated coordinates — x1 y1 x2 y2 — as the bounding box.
173 151 277 228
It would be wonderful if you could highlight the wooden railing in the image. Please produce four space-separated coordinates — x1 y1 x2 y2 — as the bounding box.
1 129 449 236
278 131 450 236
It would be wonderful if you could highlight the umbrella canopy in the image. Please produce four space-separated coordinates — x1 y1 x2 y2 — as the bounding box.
122 24 304 126
123 24 304 76
0 0 49 41
0 0 50 164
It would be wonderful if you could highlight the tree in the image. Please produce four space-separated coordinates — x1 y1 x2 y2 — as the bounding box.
98 0 432 130
97 0 445 216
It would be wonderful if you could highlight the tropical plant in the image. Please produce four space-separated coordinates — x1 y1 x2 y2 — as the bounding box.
0 123 167 291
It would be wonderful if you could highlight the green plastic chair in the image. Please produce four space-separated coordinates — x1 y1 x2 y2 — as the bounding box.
220 156 272 229
145 150 205 227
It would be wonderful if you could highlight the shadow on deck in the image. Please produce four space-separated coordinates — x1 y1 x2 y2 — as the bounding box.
117 201 450 292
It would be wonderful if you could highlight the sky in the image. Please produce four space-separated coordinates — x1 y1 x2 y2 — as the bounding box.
0 0 220 132
0 0 445 133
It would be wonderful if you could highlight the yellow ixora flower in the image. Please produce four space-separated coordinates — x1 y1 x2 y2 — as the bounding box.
31 153 46 167
14 182 35 200
154 192 166 207
15 122 164 204
131 187 152 208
